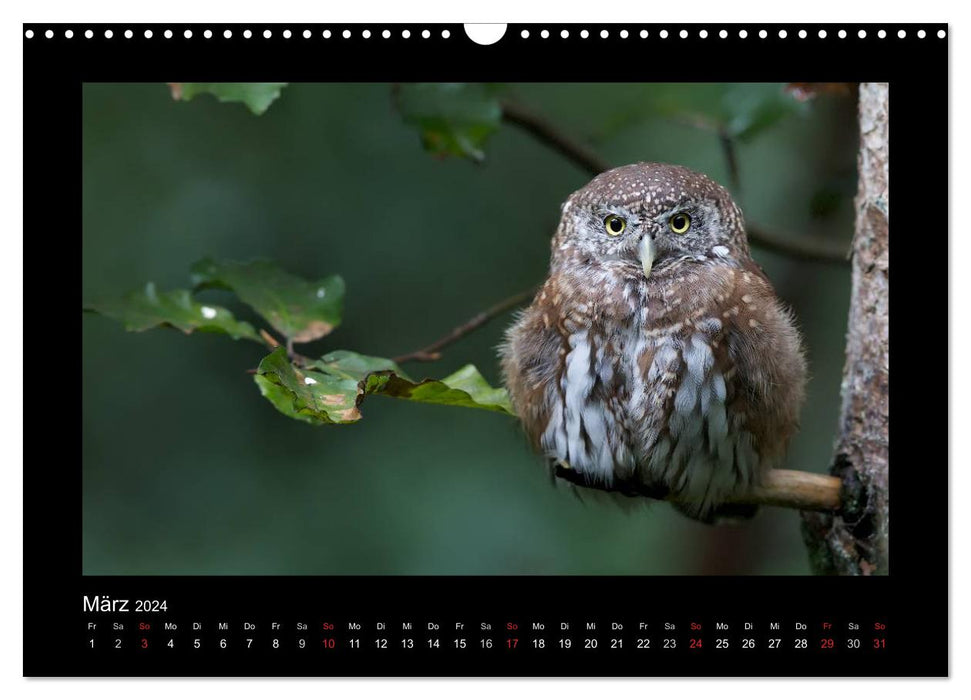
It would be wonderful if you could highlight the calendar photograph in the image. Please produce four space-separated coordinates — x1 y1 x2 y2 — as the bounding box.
80 80 885 577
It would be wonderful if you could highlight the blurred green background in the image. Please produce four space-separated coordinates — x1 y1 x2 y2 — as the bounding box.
82 83 856 575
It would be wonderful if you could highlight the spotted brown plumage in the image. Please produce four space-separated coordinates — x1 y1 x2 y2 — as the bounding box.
500 162 806 519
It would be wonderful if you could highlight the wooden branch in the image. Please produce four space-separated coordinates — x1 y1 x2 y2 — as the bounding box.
392 287 537 364
722 470 842 512
554 465 842 513
801 83 890 575
500 99 611 175
502 99 849 265
746 223 850 264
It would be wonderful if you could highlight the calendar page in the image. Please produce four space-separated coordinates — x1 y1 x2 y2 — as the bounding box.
23 21 947 677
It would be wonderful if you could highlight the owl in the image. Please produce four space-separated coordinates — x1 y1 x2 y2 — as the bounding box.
500 162 806 520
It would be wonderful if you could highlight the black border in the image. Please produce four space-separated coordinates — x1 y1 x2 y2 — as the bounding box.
24 22 948 677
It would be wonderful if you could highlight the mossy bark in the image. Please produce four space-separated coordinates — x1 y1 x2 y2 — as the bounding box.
801 83 890 575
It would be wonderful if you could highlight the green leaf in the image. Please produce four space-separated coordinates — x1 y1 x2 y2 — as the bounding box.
396 83 502 162
169 83 288 115
255 348 364 424
307 350 410 381
591 84 804 145
721 85 806 143
364 364 514 415
255 348 515 425
84 282 262 342
191 258 344 344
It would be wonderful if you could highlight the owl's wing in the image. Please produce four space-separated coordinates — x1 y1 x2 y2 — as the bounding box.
499 298 565 452
718 260 807 469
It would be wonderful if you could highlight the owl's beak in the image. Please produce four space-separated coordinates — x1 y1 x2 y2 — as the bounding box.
638 234 657 278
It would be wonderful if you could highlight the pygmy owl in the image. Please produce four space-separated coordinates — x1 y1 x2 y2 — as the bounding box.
500 162 806 520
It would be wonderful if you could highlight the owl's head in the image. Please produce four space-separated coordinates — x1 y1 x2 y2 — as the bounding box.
552 162 749 277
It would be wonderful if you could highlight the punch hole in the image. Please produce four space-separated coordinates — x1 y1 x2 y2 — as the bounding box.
463 24 507 46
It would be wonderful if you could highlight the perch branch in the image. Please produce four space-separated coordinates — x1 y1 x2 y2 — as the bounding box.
392 286 537 364
554 466 842 513
721 470 842 511
501 99 849 265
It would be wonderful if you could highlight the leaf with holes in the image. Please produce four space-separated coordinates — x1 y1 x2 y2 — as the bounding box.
191 258 345 344
396 83 503 162
255 348 515 425
254 348 365 425
84 282 263 342
168 82 289 115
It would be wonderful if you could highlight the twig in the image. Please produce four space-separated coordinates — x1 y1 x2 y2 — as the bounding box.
502 99 849 265
718 129 742 197
555 466 842 513
392 287 537 364
259 329 280 348
500 99 611 175
746 223 850 264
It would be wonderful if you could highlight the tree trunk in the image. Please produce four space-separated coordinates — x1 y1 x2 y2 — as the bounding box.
801 83 890 576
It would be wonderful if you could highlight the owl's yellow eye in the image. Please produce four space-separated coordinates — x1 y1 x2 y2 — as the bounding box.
669 213 691 234
604 214 627 236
